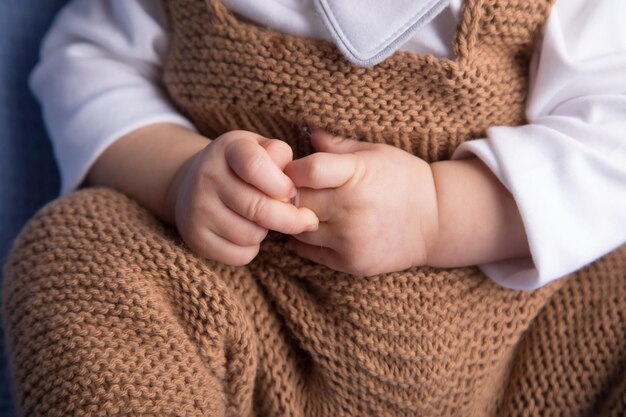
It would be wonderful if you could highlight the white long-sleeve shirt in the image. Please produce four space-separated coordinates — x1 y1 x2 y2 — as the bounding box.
30 0 626 290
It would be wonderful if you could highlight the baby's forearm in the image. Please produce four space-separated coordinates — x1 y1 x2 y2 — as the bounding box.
87 123 209 224
427 158 530 268
89 126 529 270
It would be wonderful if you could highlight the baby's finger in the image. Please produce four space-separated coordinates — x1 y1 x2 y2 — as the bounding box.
259 138 293 171
285 152 357 189
208 201 269 247
310 129 375 154
286 238 344 272
219 183 319 234
293 187 335 222
185 226 260 266
225 139 296 200
292 224 336 249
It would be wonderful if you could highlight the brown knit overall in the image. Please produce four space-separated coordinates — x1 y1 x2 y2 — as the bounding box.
3 0 626 416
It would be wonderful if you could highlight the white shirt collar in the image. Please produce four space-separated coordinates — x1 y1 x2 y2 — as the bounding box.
314 0 450 66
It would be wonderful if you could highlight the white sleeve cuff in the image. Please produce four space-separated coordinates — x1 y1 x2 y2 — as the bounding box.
453 125 626 290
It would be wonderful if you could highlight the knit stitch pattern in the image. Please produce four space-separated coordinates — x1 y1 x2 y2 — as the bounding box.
162 0 554 162
4 0 626 415
4 189 626 416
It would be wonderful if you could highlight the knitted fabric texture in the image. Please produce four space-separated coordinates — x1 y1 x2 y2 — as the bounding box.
3 0 626 416
162 0 553 161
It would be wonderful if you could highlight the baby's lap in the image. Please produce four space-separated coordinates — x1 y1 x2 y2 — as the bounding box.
2 187 254 366
1 191 238 416
5 186 625 327
2 188 243 324
0 186 582 311
1 188 537 342
8 186 186 257
4 187 177 286
3 189 626 416
7 185 625 275
4 190 626 391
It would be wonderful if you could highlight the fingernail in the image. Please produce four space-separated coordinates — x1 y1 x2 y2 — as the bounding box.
305 222 319 232
291 189 300 207
300 208 319 231
303 207 318 222
279 188 297 204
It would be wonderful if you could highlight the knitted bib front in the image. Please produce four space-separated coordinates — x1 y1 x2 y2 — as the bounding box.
161 0 555 161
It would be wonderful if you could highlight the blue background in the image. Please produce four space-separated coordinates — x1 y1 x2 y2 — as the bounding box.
0 1 68 415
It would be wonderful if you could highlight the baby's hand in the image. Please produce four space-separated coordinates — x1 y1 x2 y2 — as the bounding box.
284 130 438 276
168 130 319 265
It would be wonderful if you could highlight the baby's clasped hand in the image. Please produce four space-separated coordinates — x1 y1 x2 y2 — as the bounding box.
284 129 532 276
284 129 439 276
168 130 319 266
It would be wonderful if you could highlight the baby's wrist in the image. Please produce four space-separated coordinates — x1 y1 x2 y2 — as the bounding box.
425 158 530 268
163 150 198 226
411 161 440 268
87 123 210 226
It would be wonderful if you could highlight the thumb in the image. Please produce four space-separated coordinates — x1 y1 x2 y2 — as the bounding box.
311 129 374 154
259 138 293 170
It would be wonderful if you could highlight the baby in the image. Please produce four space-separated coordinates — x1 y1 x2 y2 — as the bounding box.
4 0 626 415
31 0 626 290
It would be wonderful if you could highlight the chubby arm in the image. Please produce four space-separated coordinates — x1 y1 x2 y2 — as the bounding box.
88 124 318 265
87 123 208 224
285 130 529 275
428 158 529 268
89 123 526 272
